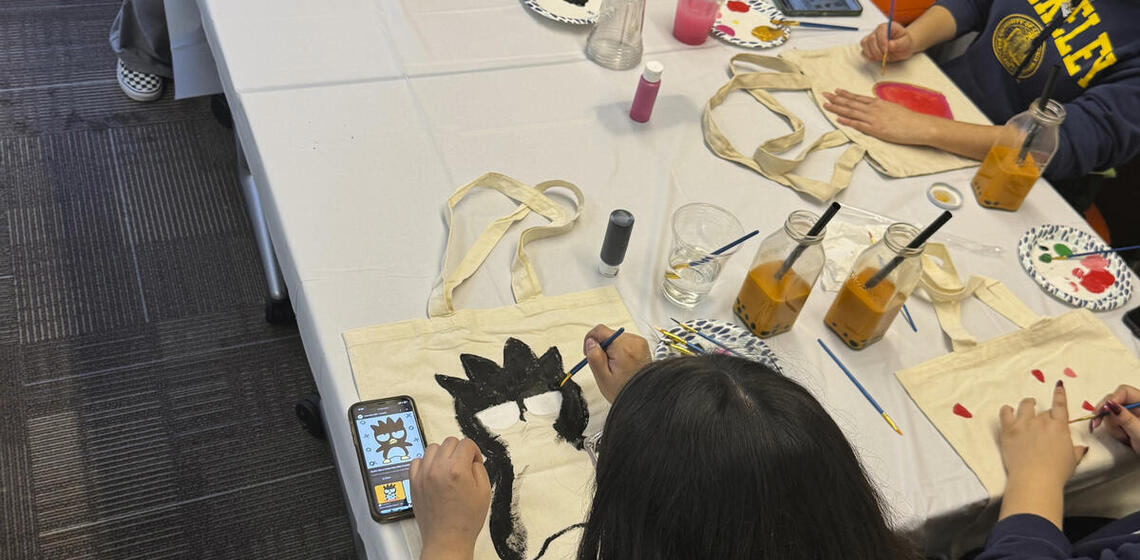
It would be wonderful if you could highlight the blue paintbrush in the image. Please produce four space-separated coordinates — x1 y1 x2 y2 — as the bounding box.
560 327 625 387
818 339 902 436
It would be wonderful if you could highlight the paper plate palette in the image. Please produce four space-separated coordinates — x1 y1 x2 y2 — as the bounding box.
653 319 782 372
1017 224 1133 311
522 0 601 25
711 0 789 49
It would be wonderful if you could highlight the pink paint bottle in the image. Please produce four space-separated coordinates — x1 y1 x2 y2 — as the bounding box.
629 61 663 123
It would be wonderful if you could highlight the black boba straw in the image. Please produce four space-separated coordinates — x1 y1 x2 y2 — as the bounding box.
1016 64 1061 166
774 202 842 281
862 211 953 290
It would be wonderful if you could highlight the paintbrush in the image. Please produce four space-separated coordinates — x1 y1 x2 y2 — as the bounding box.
881 0 895 76
671 319 744 357
560 327 624 387
898 305 916 330
665 229 760 280
818 339 902 436
775 20 861 31
1070 402 1140 424
655 326 705 355
1055 244 1140 260
863 211 952 290
775 202 841 281
669 343 696 357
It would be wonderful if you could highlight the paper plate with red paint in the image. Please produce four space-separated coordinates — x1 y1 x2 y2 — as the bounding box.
873 82 954 119
711 0 789 49
523 0 601 25
1017 224 1133 311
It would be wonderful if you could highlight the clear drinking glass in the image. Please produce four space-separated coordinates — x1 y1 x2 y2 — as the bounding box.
661 203 745 307
585 0 645 70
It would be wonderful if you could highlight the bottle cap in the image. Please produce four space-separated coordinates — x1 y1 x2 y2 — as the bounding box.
642 61 664 83
599 209 635 270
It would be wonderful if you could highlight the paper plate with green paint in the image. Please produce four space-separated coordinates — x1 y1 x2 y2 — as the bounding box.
1017 224 1133 311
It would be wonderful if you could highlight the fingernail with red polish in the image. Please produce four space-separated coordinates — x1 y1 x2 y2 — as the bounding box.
1107 400 1123 415
1056 379 1063 388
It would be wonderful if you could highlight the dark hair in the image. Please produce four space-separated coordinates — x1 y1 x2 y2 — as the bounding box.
577 354 915 560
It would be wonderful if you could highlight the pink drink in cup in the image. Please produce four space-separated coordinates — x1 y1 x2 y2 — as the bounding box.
673 0 720 45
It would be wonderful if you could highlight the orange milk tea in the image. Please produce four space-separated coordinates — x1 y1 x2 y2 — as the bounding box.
971 144 1040 211
824 267 905 350
734 261 812 338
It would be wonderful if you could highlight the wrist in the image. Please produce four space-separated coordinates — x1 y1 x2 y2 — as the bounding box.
915 115 946 147
1001 474 1065 528
421 537 476 560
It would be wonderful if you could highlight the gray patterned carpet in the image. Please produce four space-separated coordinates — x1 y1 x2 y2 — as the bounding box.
1 2 356 558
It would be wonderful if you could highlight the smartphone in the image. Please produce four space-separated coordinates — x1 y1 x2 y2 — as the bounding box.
349 396 427 522
1124 306 1140 339
772 0 863 17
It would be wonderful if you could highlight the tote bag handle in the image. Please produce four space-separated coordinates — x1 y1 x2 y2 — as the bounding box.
702 53 865 201
918 243 1044 350
427 172 585 318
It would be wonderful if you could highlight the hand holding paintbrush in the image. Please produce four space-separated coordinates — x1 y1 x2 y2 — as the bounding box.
577 325 652 403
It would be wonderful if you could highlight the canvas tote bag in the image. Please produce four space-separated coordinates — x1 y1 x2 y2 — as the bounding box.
344 172 637 559
896 244 1140 505
703 44 991 201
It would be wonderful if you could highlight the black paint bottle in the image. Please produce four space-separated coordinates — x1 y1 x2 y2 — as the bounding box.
598 209 634 277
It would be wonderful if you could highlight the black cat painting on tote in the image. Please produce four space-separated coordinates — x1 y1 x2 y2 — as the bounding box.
435 337 589 560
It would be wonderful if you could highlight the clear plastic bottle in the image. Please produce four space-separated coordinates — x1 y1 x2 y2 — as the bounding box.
971 100 1066 211
734 210 827 338
585 0 645 70
824 223 925 349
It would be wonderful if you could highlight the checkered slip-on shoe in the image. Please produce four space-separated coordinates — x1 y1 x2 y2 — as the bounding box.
116 59 163 102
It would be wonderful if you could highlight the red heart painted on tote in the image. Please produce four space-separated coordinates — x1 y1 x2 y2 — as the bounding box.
1063 367 1077 378
953 403 972 419
1031 369 1045 383
873 82 954 119
1082 401 1095 412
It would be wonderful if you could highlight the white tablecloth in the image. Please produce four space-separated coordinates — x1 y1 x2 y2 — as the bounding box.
196 1 1140 558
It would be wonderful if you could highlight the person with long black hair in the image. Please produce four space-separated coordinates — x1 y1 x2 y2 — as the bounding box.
410 325 917 560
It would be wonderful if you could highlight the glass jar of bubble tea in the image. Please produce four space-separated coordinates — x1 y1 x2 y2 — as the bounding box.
971 100 1066 212
824 223 925 350
734 210 826 338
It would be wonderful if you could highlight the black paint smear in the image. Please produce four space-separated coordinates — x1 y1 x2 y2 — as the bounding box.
532 523 586 560
436 338 589 560
562 0 589 6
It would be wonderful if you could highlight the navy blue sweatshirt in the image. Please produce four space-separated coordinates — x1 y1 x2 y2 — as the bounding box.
936 0 1140 181
978 513 1140 559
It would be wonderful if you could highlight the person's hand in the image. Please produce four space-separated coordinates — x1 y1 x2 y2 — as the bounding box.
860 21 916 63
410 437 491 560
999 382 1088 489
1089 384 1140 453
822 89 945 145
583 324 651 403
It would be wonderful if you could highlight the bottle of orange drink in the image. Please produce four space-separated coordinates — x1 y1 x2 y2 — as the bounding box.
824 223 926 350
734 211 827 338
972 100 1066 212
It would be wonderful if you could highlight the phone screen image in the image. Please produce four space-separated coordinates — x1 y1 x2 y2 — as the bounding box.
350 397 426 520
